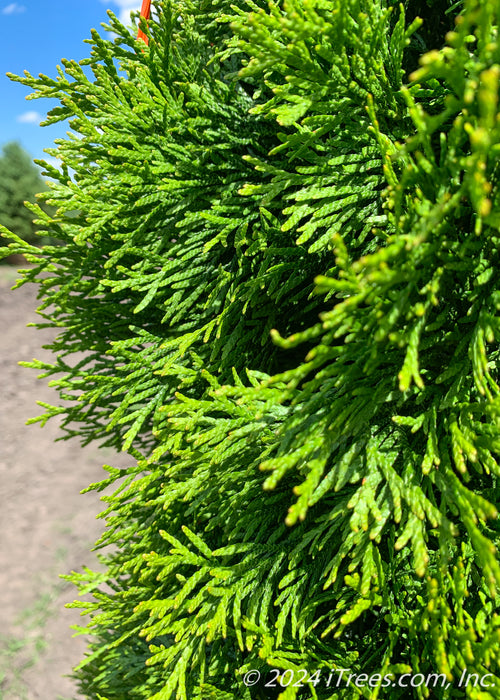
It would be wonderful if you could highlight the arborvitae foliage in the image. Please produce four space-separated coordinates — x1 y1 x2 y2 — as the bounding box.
2 0 500 698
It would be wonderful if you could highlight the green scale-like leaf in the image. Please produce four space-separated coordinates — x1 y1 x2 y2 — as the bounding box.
2 0 500 698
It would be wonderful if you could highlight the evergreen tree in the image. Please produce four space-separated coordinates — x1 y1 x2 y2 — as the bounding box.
0 141 49 249
1 0 500 698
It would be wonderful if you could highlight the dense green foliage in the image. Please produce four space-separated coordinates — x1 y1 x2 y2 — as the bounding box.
0 141 53 253
2 0 500 697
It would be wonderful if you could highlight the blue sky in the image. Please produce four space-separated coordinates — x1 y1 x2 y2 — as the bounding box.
0 0 142 167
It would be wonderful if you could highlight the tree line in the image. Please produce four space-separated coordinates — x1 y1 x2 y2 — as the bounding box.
0 141 54 259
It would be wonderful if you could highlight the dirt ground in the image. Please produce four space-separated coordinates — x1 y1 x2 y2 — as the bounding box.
0 265 133 700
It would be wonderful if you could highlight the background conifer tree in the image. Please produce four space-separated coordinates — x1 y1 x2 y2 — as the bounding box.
1 0 500 698
0 141 51 252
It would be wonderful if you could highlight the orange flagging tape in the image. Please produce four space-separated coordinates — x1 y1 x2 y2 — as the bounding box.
137 0 151 45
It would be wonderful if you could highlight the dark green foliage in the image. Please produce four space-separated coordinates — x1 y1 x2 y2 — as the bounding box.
0 141 54 253
1 0 500 698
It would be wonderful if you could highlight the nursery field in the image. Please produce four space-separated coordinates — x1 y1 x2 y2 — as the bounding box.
0 265 133 700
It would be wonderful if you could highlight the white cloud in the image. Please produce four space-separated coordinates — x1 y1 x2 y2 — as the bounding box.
2 3 26 14
16 110 42 124
118 8 138 25
101 1 142 26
